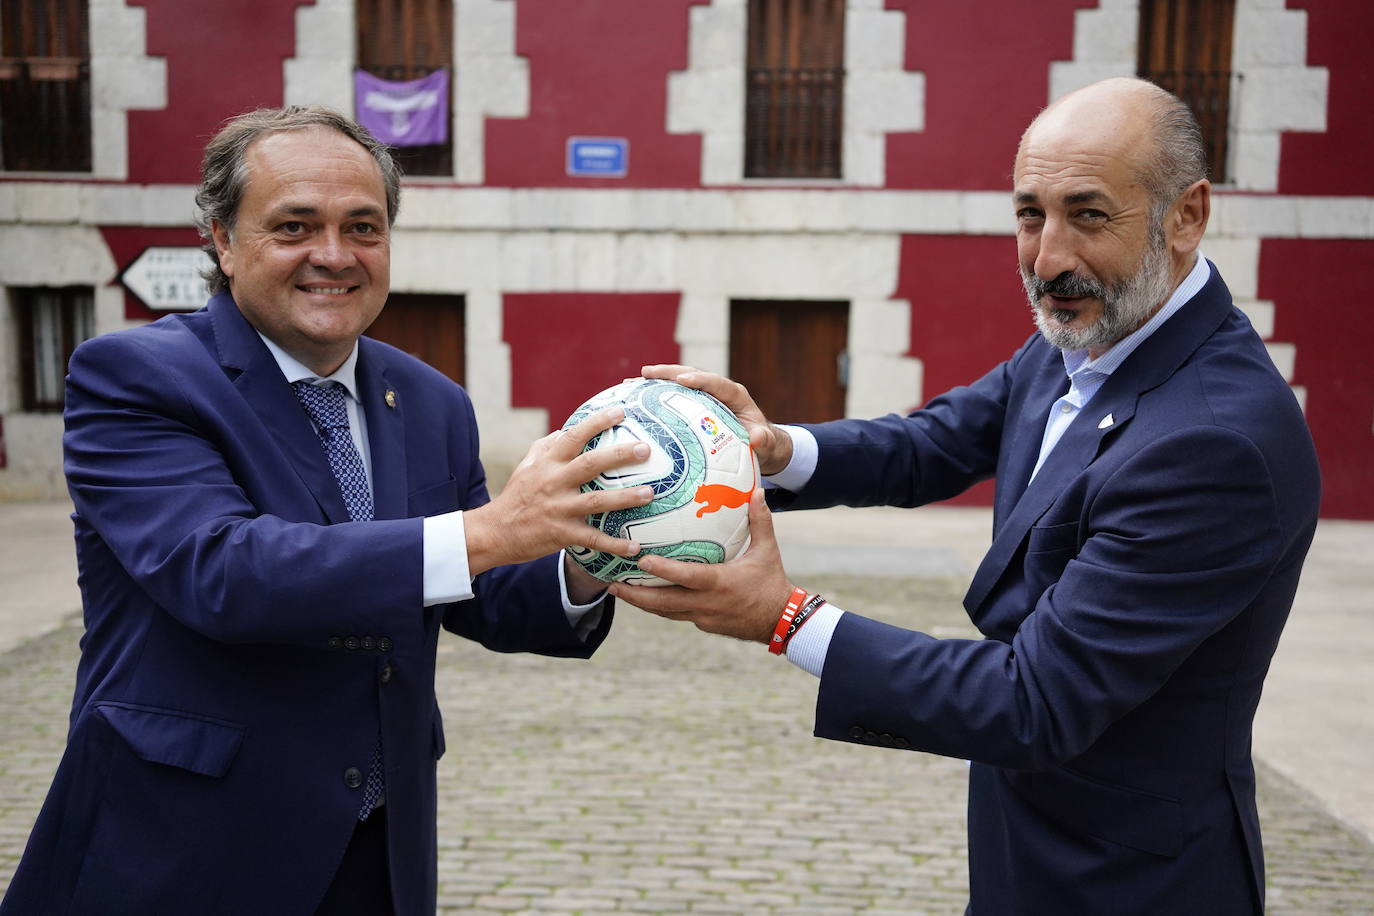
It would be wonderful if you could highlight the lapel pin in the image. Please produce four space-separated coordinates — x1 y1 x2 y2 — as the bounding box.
1098 413 1114 430
385 389 396 409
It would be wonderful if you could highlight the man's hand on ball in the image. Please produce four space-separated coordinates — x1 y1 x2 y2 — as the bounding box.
465 407 652 576
640 364 794 475
609 489 794 644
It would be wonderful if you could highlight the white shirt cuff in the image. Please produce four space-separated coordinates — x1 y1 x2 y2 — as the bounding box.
763 425 819 492
784 601 843 677
558 550 607 640
422 511 474 606
423 514 607 638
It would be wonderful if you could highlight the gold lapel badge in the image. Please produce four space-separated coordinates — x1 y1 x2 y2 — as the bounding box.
385 389 397 409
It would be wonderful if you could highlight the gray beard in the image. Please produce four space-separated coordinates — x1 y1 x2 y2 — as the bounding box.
1022 239 1175 353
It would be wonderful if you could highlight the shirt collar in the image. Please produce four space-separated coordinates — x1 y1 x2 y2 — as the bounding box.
257 333 362 403
1060 252 1212 380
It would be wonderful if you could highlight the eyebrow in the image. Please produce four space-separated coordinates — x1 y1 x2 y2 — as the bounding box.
269 204 386 220
1012 189 1111 206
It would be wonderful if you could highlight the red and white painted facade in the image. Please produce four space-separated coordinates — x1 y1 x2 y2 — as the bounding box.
2 0 1370 517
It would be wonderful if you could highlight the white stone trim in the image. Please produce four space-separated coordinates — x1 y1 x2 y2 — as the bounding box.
284 0 530 184
284 0 356 113
86 0 168 180
454 0 529 184
7 183 1374 239
1230 3 1328 191
669 0 922 186
1049 0 1329 193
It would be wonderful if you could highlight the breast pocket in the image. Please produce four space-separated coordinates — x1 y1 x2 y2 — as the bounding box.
1023 521 1080 597
409 476 460 518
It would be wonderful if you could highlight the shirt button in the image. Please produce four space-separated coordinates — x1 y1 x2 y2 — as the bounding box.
1060 404 1072 414
343 767 363 789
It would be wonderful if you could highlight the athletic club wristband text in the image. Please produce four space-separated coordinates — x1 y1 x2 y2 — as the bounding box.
769 586 809 655
769 589 826 656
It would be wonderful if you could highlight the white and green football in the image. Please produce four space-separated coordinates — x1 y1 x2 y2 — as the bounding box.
563 378 759 586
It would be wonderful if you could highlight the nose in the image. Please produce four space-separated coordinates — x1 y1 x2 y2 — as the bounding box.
308 228 355 272
1031 216 1078 283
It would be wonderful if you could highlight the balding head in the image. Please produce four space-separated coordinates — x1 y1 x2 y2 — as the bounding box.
1020 77 1207 220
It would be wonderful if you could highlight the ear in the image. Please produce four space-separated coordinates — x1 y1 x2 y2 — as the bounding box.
1168 179 1210 256
210 220 236 281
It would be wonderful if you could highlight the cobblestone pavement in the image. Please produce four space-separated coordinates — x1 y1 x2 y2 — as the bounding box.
3 574 1372 914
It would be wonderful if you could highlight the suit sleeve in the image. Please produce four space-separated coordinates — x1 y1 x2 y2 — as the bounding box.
62 332 434 650
770 346 1020 512
437 394 612 659
812 424 1286 770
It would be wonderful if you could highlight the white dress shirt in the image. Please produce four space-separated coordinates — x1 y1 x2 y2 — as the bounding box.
258 334 605 634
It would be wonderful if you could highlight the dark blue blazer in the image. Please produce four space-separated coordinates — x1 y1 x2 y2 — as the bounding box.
2 293 612 916
774 264 1320 914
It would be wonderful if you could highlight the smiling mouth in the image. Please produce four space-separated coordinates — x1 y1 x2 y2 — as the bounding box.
298 286 356 296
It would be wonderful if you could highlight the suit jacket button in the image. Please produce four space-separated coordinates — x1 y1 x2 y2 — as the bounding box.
879 733 895 747
327 637 342 650
344 636 360 650
895 736 912 750
378 637 394 653
380 663 393 685
362 636 377 650
343 767 363 789
847 725 865 740
864 730 879 744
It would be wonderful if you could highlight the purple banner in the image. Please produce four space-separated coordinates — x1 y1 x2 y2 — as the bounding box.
354 68 449 147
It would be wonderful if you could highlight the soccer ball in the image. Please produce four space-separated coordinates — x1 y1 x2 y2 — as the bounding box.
562 378 759 586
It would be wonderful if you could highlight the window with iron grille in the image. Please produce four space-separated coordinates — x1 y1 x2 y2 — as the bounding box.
1137 0 1237 184
356 0 454 177
0 0 91 172
745 0 845 179
14 286 94 412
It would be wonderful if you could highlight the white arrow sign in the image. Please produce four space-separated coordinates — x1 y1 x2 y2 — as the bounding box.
121 246 212 311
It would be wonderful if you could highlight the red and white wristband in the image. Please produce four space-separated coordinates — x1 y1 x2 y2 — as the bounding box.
768 587 827 656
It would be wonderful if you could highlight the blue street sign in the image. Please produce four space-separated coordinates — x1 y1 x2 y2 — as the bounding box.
566 136 629 178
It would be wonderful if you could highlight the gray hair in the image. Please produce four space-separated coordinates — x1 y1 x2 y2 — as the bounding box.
193 106 402 294
1133 82 1209 226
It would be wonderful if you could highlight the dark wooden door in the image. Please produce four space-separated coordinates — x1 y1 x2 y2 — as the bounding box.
366 293 465 385
1137 0 1236 182
729 298 848 425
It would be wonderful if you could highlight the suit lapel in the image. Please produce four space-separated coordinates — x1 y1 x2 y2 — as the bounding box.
356 340 408 520
963 260 1234 615
208 293 352 524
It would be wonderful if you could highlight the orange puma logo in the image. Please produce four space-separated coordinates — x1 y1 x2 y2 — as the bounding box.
693 482 754 518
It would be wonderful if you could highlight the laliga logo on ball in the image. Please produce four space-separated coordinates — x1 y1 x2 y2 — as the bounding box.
563 379 759 587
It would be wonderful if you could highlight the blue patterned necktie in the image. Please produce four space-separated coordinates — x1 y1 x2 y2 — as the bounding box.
291 380 373 523
292 380 383 819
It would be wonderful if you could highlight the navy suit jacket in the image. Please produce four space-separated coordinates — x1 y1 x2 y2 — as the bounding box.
773 264 1320 914
2 293 612 916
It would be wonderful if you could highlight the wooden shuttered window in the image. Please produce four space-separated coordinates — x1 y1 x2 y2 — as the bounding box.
356 0 454 176
15 286 94 412
745 0 845 180
0 0 91 172
1137 0 1237 184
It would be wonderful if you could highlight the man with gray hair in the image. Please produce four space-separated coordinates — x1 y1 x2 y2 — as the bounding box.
1 107 652 916
628 77 1321 913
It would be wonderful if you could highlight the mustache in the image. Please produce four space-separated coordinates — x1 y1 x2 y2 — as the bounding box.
1025 270 1110 301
